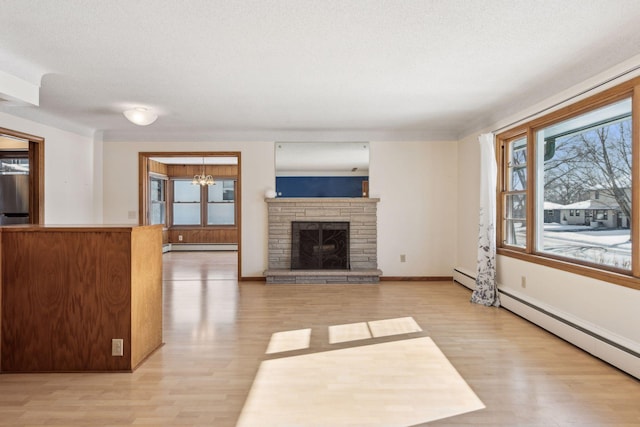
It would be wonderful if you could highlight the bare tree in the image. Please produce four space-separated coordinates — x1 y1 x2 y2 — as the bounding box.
544 120 631 218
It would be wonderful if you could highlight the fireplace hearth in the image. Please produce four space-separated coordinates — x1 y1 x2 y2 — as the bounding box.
292 221 349 270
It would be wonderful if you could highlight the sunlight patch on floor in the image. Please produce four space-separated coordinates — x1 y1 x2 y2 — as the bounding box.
328 322 371 344
368 316 422 337
265 328 311 354
238 337 485 427
328 316 423 345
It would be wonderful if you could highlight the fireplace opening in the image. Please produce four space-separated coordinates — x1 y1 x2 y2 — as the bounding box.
291 221 350 270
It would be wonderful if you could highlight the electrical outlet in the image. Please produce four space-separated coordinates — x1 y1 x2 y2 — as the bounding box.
111 339 124 357
178 235 183 242
521 276 526 288
400 254 406 263
127 210 137 219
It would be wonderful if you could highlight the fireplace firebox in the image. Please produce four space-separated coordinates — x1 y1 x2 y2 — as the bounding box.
291 221 350 270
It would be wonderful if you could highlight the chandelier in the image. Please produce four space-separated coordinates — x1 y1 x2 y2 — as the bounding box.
192 158 215 186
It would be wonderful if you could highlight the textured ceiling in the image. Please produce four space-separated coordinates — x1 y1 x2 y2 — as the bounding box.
1 0 640 142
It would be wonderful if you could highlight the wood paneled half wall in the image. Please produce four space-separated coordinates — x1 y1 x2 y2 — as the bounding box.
0 224 163 373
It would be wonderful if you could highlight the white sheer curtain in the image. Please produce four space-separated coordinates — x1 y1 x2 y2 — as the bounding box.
471 133 500 307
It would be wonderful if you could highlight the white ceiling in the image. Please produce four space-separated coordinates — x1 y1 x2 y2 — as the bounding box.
1 1 640 142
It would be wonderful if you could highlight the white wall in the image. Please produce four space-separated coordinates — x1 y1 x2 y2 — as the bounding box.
456 55 640 352
371 141 458 276
102 139 458 278
92 132 104 223
0 111 97 224
455 135 480 274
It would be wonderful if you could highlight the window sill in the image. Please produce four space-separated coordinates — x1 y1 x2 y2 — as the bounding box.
497 248 640 291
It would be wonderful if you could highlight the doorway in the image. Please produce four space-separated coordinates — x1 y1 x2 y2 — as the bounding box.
139 152 242 280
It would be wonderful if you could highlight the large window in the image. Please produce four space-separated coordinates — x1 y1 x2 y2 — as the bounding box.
535 98 631 270
172 178 236 226
497 77 640 288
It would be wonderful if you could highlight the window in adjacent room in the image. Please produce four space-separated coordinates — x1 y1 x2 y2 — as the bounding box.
149 175 167 226
172 179 201 225
207 179 236 225
172 178 236 226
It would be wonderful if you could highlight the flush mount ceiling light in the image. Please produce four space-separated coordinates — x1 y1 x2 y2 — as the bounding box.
123 107 158 126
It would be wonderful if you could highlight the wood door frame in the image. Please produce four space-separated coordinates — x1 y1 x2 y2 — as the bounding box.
0 127 44 224
138 151 242 280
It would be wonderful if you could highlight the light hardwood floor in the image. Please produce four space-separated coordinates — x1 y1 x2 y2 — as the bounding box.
1 251 639 426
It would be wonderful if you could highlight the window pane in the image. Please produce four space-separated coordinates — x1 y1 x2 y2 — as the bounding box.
208 179 235 202
150 178 165 202
150 202 165 225
507 137 527 191
505 219 526 247
536 98 631 270
174 180 201 202
207 203 235 225
173 203 201 225
504 194 526 247
505 194 526 219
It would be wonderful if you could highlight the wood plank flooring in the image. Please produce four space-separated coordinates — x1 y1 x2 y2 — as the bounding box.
0 251 639 426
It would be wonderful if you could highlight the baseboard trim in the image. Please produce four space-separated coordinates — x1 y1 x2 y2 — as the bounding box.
381 276 453 282
244 275 453 283
239 276 266 282
165 243 238 251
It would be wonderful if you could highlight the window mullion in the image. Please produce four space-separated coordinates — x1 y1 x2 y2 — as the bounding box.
632 86 640 276
526 127 535 254
497 140 506 247
201 185 207 227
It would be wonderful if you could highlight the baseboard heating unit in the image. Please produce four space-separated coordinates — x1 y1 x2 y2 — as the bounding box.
453 268 640 380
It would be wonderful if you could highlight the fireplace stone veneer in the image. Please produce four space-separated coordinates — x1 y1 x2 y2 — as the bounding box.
265 198 381 284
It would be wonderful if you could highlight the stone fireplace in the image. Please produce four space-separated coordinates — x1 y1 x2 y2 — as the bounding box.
265 198 381 284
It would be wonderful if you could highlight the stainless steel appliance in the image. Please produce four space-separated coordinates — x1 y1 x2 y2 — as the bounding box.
0 174 29 225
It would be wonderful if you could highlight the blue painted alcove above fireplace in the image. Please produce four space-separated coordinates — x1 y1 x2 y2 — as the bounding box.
275 176 367 198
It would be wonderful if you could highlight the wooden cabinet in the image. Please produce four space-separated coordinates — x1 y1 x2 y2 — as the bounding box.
0 224 163 372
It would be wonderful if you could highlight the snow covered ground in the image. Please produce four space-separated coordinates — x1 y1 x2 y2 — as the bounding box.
514 223 631 269
544 225 630 247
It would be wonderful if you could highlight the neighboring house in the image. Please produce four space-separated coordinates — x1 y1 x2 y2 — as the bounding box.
544 188 630 228
559 199 621 228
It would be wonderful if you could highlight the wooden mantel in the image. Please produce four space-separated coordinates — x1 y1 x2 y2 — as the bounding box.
0 224 163 372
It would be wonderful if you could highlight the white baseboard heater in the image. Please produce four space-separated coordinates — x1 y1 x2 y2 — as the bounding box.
453 268 640 380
